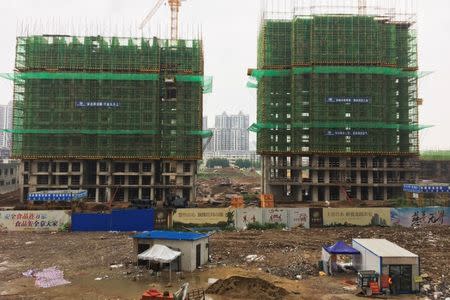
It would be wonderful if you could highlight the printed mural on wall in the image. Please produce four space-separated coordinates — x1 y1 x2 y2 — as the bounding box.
391 207 450 227
0 210 70 231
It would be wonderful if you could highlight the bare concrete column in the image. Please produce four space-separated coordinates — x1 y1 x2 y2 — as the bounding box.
368 187 374 201
297 187 303 202
19 161 25 202
324 186 330 201
106 161 113 202
312 186 319 202
312 170 318 184
367 157 373 168
150 161 155 200
262 156 271 194
324 170 330 184
124 171 129 202
138 167 143 199
339 157 346 168
357 187 362 200
95 161 100 202
383 187 388 201
356 170 361 184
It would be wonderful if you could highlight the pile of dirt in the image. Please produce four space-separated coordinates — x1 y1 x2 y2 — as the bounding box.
206 276 289 300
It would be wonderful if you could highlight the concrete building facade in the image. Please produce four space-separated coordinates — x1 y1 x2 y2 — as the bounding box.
0 159 19 194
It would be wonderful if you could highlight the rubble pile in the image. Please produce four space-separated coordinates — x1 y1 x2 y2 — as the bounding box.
210 226 450 295
206 276 289 300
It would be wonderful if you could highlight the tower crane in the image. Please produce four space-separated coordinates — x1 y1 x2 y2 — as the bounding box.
139 0 185 40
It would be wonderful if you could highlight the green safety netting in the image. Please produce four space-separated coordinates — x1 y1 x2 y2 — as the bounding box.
248 66 431 83
0 72 213 94
175 75 213 93
420 151 450 161
248 122 432 132
2 129 211 137
188 130 213 138
0 72 158 81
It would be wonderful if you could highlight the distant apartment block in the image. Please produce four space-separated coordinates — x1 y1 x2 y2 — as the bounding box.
206 112 249 153
0 101 13 150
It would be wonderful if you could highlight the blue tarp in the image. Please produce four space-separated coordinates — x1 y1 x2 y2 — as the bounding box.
134 230 208 241
324 241 360 254
72 209 154 232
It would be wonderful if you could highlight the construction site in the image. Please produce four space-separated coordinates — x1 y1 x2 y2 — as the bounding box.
249 0 424 203
1 0 449 300
10 34 211 203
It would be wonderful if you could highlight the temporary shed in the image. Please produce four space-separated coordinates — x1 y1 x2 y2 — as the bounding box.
138 244 181 281
352 239 420 294
133 230 209 272
321 241 360 275
138 244 181 263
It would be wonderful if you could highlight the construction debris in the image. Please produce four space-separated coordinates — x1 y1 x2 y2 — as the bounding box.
206 276 289 300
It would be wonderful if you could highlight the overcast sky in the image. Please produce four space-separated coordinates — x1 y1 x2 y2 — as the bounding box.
0 0 448 150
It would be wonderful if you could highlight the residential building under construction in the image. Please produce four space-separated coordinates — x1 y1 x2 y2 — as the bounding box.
250 1 424 202
11 35 211 202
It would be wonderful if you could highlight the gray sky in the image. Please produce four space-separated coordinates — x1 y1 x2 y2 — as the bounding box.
0 0 448 150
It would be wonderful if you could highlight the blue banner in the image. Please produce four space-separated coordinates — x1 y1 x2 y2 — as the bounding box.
324 130 368 136
403 184 450 193
391 207 450 227
75 100 120 108
325 97 371 104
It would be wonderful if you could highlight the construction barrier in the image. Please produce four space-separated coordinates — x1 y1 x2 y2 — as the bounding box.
71 209 154 232
0 210 70 232
287 208 310 228
153 208 173 229
323 208 391 226
309 208 324 228
391 207 450 227
263 208 288 225
235 208 263 229
172 208 235 228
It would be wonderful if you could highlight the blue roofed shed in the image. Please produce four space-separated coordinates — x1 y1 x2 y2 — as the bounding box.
133 231 209 272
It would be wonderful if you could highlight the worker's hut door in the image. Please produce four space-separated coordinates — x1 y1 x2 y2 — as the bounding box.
389 265 412 293
196 244 201 268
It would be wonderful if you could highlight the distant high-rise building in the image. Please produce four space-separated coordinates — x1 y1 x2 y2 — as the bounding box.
0 101 13 149
210 111 249 152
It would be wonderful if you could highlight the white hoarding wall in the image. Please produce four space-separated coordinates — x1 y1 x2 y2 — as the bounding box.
235 208 263 229
0 210 71 232
263 208 288 225
287 208 310 228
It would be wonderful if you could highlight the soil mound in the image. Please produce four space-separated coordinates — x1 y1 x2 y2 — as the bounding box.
206 276 289 300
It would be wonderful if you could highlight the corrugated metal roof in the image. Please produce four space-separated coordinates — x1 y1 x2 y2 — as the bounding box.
134 230 208 241
352 239 418 258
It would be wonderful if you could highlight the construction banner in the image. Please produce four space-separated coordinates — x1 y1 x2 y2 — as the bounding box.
153 208 173 229
263 208 288 225
235 208 263 229
323 208 391 226
391 207 450 227
173 208 235 228
0 210 71 232
287 208 310 228
309 208 324 228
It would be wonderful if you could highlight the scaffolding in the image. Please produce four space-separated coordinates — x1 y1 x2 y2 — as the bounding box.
9 35 212 160
253 6 421 155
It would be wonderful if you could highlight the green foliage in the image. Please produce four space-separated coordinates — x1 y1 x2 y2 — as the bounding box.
247 222 286 230
206 158 230 168
235 159 252 169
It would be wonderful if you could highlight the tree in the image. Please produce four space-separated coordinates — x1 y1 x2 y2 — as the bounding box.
206 158 230 168
235 159 252 169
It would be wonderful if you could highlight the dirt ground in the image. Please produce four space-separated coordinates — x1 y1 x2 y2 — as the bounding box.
196 168 261 204
1 226 449 299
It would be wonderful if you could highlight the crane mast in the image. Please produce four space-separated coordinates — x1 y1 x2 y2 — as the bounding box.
140 0 183 40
